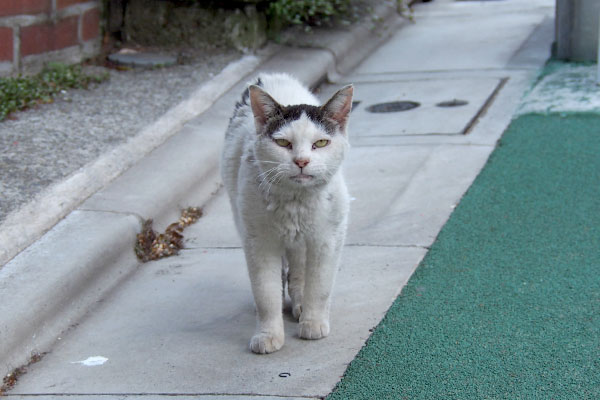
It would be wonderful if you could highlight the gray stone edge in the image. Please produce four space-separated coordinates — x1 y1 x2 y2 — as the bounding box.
0 6 405 378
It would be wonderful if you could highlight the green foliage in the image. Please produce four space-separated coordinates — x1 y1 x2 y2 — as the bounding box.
0 62 108 121
266 0 353 30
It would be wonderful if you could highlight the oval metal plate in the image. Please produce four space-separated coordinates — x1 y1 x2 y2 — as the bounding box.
366 101 420 113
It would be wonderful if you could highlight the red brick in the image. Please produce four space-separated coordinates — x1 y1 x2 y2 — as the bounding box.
0 27 13 61
56 0 88 9
21 16 79 56
0 0 51 17
81 7 100 41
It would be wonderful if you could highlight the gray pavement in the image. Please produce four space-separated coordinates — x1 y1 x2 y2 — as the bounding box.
1 0 554 398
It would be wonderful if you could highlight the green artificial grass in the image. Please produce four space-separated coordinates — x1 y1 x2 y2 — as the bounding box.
328 113 600 399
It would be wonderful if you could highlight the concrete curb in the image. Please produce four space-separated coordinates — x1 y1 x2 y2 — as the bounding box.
0 3 405 377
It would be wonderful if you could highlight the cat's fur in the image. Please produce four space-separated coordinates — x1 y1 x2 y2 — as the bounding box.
221 73 353 354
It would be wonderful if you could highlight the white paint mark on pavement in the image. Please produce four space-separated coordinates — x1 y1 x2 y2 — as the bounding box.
71 356 108 366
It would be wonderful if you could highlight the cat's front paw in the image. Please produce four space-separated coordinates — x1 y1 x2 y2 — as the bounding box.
298 318 330 340
249 332 284 354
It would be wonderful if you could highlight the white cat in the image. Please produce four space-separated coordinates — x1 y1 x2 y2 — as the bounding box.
221 73 353 354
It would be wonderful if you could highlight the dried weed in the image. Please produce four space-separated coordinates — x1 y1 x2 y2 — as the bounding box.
0 352 45 395
135 207 203 262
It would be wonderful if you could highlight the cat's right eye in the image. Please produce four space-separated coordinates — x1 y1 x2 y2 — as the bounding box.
275 138 292 149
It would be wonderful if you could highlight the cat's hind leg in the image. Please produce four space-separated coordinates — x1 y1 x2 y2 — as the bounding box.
281 256 288 309
285 246 306 321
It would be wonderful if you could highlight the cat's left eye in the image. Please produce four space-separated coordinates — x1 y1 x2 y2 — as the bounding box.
275 138 291 148
313 139 330 149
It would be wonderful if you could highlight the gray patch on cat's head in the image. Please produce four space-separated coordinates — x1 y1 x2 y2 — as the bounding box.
228 77 263 130
263 104 338 137
235 77 263 111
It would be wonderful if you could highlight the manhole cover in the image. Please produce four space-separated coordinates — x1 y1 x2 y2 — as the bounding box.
366 101 420 113
436 99 469 107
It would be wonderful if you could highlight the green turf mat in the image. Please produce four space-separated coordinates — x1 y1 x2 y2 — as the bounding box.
328 113 600 399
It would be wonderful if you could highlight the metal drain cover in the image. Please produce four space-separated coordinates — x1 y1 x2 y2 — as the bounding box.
366 101 420 113
436 99 469 107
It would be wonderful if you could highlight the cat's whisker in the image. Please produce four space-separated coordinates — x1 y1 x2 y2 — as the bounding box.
251 159 282 165
258 166 285 190
259 174 275 190
260 175 281 194
265 170 288 195
267 170 286 185
257 166 280 180
274 171 288 184
258 164 284 179
311 162 338 168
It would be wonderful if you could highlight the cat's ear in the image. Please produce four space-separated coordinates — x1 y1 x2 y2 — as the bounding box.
321 85 354 134
249 85 281 134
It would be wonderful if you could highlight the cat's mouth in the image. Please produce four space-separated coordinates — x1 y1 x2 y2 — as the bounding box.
290 173 313 181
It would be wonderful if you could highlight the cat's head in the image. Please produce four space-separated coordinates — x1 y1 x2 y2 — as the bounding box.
249 84 353 189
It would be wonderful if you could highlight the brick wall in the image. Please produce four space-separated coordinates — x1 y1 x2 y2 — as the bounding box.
0 0 101 76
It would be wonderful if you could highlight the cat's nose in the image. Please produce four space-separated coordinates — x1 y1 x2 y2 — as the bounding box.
294 158 310 168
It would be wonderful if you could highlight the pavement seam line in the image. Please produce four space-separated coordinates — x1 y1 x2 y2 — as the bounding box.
76 208 146 222
463 77 509 135
346 243 430 249
182 244 430 250
353 143 496 148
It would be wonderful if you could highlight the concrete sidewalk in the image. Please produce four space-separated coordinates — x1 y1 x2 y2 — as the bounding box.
2 0 554 398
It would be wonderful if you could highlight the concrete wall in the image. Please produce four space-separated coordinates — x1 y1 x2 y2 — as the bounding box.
555 0 599 62
0 0 102 76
